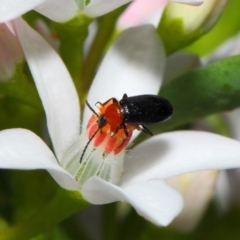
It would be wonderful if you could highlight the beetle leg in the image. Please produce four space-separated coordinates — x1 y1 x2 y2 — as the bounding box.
110 130 117 137
86 100 99 117
114 123 131 151
122 122 129 138
140 125 153 136
113 122 129 138
110 122 129 139
122 93 128 98
115 137 127 151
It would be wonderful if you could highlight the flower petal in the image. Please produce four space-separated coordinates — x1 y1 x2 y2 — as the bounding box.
15 18 80 162
34 0 78 23
35 19 60 51
0 23 24 81
118 0 168 29
0 129 78 190
84 0 132 17
0 0 44 22
215 171 231 211
83 25 165 127
82 176 183 226
168 170 217 231
123 131 240 186
225 109 240 141
172 0 204 5
164 52 200 84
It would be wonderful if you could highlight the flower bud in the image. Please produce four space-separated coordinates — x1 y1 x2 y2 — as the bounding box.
158 0 227 54
0 23 23 81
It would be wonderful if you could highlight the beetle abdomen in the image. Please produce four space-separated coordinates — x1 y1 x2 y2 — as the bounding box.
120 95 173 124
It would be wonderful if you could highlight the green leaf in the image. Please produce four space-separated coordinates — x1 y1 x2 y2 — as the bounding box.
151 55 240 133
0 188 89 240
140 204 240 240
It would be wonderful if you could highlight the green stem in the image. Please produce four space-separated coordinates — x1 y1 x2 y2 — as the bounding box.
0 188 89 240
118 208 146 240
103 203 117 240
81 6 126 102
52 15 92 106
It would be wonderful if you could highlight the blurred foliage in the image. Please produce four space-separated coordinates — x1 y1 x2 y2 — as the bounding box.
139 203 240 240
0 97 42 132
52 16 91 94
204 114 232 137
29 228 71 240
90 202 240 240
9 170 58 223
0 188 88 240
0 64 42 111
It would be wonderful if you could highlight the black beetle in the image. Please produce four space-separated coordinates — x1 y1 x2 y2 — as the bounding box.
79 93 173 163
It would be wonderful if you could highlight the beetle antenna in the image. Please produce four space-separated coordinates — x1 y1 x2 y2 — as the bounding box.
86 100 99 116
80 128 100 163
80 101 101 163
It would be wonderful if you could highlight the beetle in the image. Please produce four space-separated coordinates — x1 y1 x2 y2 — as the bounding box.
80 93 173 163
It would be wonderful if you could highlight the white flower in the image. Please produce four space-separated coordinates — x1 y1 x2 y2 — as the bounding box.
167 170 218 231
164 51 201 83
0 0 205 84
0 0 205 23
0 0 78 23
0 0 128 23
1 18 240 227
